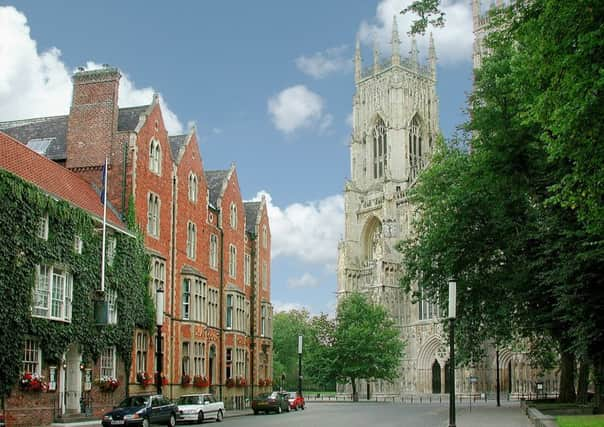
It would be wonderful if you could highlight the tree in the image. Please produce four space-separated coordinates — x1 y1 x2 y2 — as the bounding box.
272 310 310 389
332 293 404 401
304 314 336 390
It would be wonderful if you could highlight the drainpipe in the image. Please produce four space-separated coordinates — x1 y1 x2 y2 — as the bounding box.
170 173 177 398
249 233 257 400
219 226 224 401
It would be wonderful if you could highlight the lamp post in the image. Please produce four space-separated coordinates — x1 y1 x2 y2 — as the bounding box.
156 288 164 396
448 280 456 427
298 335 303 398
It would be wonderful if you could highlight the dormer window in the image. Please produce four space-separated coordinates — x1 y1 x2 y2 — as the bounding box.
149 139 161 175
188 173 198 202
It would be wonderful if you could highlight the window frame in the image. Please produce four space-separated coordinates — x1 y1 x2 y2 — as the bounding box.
22 339 42 375
32 264 73 322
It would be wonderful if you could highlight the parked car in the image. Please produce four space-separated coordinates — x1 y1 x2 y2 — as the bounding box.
176 393 224 423
251 391 290 414
101 394 177 427
287 391 305 411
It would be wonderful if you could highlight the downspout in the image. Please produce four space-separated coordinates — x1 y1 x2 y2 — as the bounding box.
170 173 177 398
121 141 127 219
249 234 257 400
219 226 224 401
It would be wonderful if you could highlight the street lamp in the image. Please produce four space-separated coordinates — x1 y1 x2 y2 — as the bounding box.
448 280 456 427
298 335 303 398
156 288 164 396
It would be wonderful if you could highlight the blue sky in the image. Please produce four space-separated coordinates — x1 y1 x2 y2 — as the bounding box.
0 1 474 316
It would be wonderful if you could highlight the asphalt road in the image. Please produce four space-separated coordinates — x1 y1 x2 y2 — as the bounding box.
217 402 449 427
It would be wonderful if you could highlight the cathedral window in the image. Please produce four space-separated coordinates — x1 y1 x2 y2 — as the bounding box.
409 116 422 179
418 285 439 321
372 119 387 179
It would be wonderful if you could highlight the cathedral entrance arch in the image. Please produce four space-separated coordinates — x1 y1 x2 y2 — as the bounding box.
361 216 383 262
432 360 441 394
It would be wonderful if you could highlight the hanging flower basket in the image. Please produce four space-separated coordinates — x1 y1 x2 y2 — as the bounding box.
96 376 120 392
193 376 209 387
161 375 168 386
20 373 48 392
225 377 235 388
181 374 192 385
137 372 152 386
235 376 247 387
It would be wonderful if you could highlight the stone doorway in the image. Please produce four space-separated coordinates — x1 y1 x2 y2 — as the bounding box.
63 344 82 414
432 360 441 394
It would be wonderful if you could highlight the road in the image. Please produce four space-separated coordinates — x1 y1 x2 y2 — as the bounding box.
217 402 448 427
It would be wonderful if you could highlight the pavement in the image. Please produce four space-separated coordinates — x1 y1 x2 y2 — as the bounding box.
453 404 532 427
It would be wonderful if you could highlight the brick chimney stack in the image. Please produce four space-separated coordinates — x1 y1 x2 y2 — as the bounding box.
66 66 120 169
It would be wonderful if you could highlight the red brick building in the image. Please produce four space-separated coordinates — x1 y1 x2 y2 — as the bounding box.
0 66 273 422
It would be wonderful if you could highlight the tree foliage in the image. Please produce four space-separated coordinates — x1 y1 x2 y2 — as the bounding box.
401 0 446 35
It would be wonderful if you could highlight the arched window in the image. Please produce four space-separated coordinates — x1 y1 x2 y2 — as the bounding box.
363 218 383 262
372 118 387 179
188 173 198 202
408 116 422 179
186 222 197 260
149 139 161 175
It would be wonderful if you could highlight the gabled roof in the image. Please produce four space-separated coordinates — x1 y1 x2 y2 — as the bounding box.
0 131 124 229
244 201 261 234
0 105 149 161
168 134 188 164
205 170 230 208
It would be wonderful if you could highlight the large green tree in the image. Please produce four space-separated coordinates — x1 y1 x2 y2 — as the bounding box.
332 293 404 401
272 310 310 390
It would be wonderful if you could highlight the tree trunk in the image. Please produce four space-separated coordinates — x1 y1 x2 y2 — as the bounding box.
594 354 604 414
576 359 589 404
558 349 576 403
351 378 358 402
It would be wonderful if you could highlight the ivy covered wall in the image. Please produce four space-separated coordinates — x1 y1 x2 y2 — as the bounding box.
0 169 154 396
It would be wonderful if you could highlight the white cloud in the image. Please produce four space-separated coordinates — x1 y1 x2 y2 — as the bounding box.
287 273 320 289
273 300 311 314
0 6 183 134
359 0 473 65
267 85 330 134
295 45 352 79
248 191 344 268
346 112 353 128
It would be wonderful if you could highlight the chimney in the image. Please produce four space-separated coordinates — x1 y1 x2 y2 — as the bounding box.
66 67 120 169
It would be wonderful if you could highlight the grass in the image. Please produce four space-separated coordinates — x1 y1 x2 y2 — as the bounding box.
556 415 604 427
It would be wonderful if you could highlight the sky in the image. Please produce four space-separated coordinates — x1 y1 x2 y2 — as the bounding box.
0 1 475 316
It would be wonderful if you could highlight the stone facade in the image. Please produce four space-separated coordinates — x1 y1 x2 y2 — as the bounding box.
337 18 557 398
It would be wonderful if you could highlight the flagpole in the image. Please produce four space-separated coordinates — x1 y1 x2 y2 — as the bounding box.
100 157 108 293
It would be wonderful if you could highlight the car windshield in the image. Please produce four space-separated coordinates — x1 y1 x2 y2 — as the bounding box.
289 392 296 398
269 392 280 399
177 396 201 405
118 396 148 408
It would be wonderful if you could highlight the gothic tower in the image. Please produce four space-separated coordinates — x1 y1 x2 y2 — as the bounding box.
337 18 443 395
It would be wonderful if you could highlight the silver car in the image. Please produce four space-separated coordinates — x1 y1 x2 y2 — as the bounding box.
176 393 224 424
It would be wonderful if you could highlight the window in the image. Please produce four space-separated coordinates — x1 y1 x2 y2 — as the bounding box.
149 139 161 175
261 305 266 337
408 116 422 179
106 236 117 266
74 235 83 254
151 258 165 306
208 288 219 327
136 332 148 374
418 286 439 321
23 339 41 375
182 342 190 377
262 225 268 249
236 294 245 331
226 294 233 329
33 264 73 322
101 347 116 378
105 288 118 324
373 118 387 179
193 278 207 323
230 203 237 229
147 193 160 237
37 215 49 240
244 254 251 286
188 173 198 203
209 234 218 269
193 342 205 376
186 222 197 260
229 245 237 278
183 279 191 320
262 261 268 290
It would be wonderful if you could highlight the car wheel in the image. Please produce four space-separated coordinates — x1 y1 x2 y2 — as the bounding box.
301 404 305 410
197 411 204 424
142 419 150 427
294 405 298 411
167 414 176 427
286 405 290 412
253 410 259 415
216 410 223 422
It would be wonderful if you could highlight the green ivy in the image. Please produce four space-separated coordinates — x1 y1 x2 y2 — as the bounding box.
0 170 154 396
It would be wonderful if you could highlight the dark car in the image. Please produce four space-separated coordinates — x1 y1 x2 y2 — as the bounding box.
101 394 177 427
251 391 290 414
